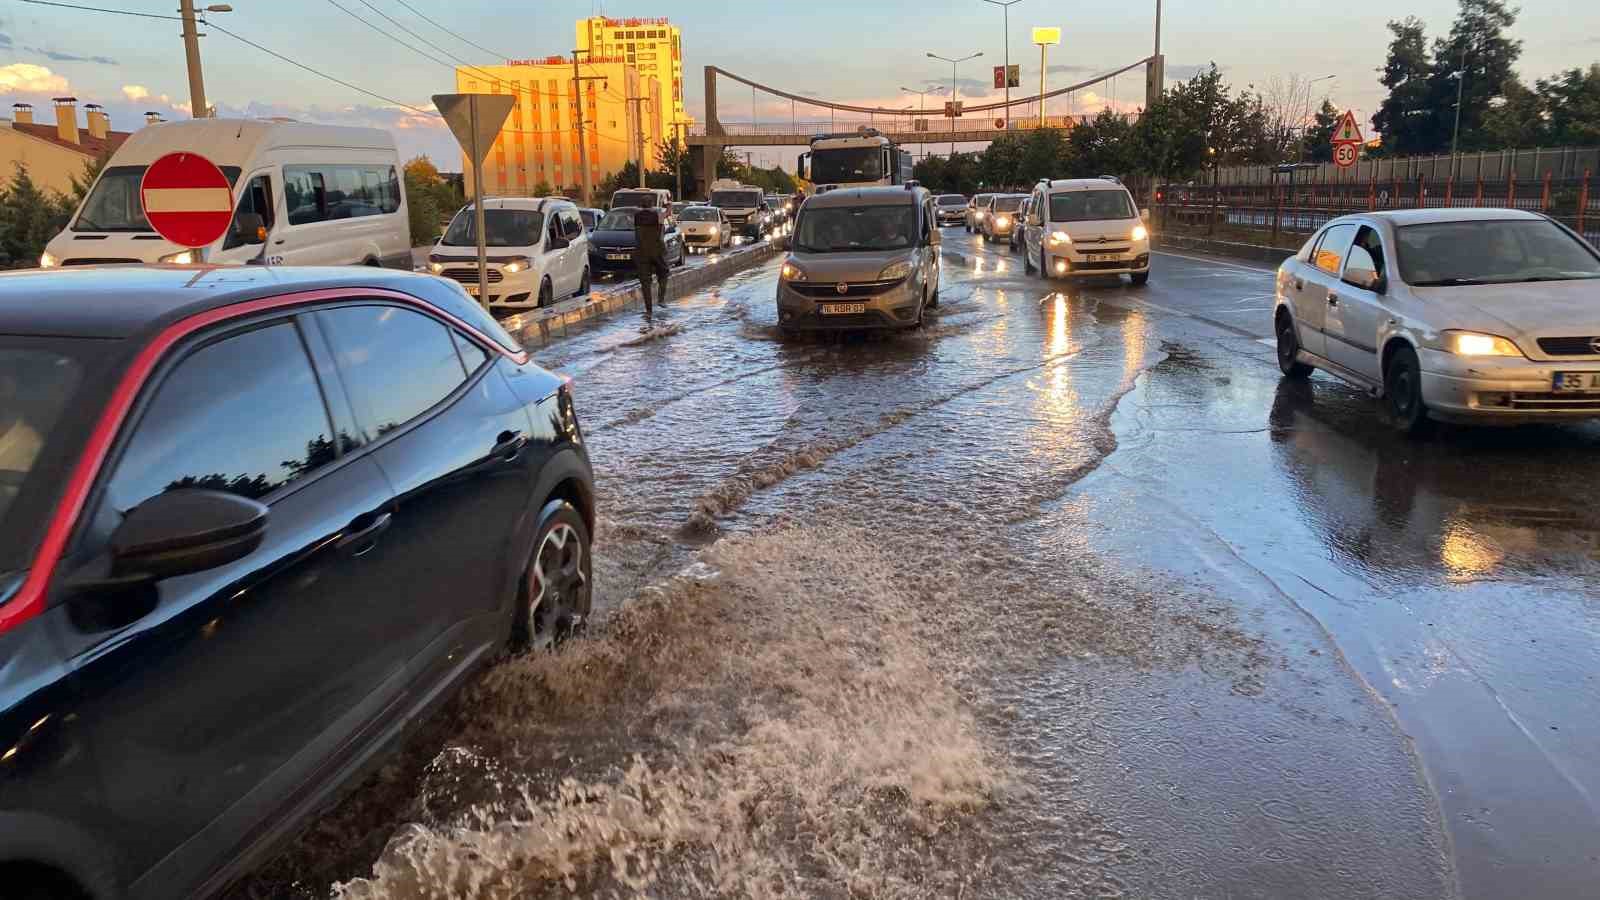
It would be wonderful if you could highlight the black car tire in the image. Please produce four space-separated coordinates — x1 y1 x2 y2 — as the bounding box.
1130 271 1150 286
927 281 940 308
1023 244 1035 274
577 268 591 300
1384 345 1435 437
511 500 592 651
537 278 553 309
1275 313 1314 378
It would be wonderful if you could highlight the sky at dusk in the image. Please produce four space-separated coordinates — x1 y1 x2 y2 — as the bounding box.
2 0 1596 170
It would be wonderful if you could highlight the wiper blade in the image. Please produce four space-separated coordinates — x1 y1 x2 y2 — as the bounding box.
1410 277 1493 286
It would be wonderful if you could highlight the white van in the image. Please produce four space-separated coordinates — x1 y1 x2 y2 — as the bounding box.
426 197 590 309
41 118 409 269
1021 177 1151 285
609 188 673 214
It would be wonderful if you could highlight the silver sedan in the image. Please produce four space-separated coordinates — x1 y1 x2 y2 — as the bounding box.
1273 208 1600 433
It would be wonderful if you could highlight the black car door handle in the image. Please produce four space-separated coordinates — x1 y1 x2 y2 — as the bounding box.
493 430 528 461
1293 278 1305 290
337 511 392 555
1327 293 1340 306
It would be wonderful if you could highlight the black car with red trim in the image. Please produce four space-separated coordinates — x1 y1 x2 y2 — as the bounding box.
0 265 594 899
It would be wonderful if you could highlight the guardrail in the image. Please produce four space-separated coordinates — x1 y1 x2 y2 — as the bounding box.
1156 171 1599 248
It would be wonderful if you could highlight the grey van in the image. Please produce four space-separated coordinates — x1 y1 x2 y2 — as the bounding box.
776 186 942 334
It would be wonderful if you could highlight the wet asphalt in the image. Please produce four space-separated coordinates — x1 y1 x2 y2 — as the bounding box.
527 228 1599 900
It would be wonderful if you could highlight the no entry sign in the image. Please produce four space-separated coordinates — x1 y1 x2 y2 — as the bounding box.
140 152 234 250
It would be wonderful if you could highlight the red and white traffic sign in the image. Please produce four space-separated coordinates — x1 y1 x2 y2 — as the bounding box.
1332 110 1365 146
140 152 234 250
1334 143 1359 168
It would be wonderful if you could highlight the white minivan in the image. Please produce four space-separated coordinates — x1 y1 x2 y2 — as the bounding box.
41 118 410 269
427 197 590 309
1022 177 1151 285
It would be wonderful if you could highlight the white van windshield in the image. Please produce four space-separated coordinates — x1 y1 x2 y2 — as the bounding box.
811 148 883 184
442 208 545 247
75 164 241 232
712 191 761 207
612 191 659 208
1048 190 1134 223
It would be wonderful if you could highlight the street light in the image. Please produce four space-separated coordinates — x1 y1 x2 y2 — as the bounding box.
180 0 230 118
928 50 983 157
902 85 947 158
1297 74 1337 161
981 0 1023 131
1450 40 1478 176
1032 27 1062 129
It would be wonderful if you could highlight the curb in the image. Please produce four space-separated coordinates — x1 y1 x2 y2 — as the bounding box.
498 242 781 348
1153 234 1295 267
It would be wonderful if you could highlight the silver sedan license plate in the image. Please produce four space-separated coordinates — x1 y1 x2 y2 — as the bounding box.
1553 372 1600 392
822 303 866 315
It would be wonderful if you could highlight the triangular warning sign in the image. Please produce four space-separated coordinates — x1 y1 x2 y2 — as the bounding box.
1332 110 1364 145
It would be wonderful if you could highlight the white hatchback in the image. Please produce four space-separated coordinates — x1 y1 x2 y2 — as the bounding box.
427 198 590 309
1022 178 1151 284
1274 208 1600 433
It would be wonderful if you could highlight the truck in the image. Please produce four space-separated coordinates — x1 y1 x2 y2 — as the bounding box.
796 128 915 193
709 179 768 240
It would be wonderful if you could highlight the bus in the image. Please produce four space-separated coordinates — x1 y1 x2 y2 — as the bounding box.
797 128 914 193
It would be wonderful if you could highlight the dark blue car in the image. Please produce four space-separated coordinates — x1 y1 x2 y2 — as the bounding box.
0 265 594 898
585 207 686 275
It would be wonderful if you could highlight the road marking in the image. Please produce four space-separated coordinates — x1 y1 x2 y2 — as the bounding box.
1256 338 1278 348
1153 250 1277 275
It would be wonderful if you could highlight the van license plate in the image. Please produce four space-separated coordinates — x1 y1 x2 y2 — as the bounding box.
1085 252 1119 262
1553 372 1600 392
607 253 631 261
464 283 479 295
822 303 866 315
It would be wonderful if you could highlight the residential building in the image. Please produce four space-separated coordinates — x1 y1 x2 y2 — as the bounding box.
2 98 135 194
454 59 663 197
575 16 688 148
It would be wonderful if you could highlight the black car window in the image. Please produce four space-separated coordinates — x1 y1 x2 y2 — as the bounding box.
103 322 335 518
453 329 489 374
317 305 468 440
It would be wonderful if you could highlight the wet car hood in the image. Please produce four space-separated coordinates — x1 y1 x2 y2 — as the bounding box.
1056 218 1141 242
1410 279 1600 336
588 229 638 250
680 221 720 233
790 249 920 282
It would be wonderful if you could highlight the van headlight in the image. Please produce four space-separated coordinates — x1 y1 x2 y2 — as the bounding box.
780 260 807 281
430 262 446 274
39 251 59 268
1444 331 1523 357
709 226 719 236
502 256 533 274
996 216 1011 228
878 260 912 282
1131 225 1149 241
158 250 196 265
1049 231 1072 245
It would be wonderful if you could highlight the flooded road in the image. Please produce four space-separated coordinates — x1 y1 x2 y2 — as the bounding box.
242 230 1598 899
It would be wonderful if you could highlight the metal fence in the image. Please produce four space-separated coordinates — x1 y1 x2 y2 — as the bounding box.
1156 170 1600 248
1212 146 1600 186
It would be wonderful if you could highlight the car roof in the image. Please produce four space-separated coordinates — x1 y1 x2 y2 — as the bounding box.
804 186 923 209
0 266 465 340
478 197 570 211
1040 178 1131 192
1350 208 1547 226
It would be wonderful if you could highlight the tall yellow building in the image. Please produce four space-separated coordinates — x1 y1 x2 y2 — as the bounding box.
575 16 687 148
455 58 664 197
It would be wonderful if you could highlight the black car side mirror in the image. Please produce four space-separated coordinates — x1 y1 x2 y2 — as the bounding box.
112 489 268 581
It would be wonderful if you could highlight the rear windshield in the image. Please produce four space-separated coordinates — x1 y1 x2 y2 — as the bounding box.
441 208 545 247
0 338 92 574
1048 190 1134 223
75 164 242 233
712 191 761 207
938 195 967 206
1397 220 1600 286
612 191 659 208
599 209 640 230
681 207 720 221
993 197 1024 212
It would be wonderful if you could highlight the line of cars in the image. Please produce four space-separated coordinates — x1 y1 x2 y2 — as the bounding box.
956 180 1152 285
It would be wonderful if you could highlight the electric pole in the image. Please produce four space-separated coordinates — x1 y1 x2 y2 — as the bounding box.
626 94 652 188
179 1 231 118
982 0 1022 131
571 50 606 206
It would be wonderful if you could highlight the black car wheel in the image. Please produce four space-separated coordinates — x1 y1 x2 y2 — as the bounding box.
1130 271 1150 286
577 267 591 300
512 500 591 651
537 278 553 308
1384 345 1434 437
1023 243 1035 274
1275 313 1313 378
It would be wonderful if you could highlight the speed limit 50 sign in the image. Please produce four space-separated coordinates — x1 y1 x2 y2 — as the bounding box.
1333 143 1359 168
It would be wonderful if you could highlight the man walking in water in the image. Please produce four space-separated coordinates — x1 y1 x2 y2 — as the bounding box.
633 206 670 316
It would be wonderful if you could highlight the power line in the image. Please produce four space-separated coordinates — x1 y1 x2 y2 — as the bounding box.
205 21 439 117
390 0 508 62
20 0 179 20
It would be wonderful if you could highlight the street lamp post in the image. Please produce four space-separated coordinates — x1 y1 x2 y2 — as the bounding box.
928 51 983 157
902 85 947 160
1297 74 1337 161
982 0 1023 131
1450 40 1476 178
1032 27 1062 129
179 1 232 118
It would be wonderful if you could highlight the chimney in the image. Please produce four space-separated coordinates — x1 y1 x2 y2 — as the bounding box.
52 97 79 145
85 103 109 140
144 111 165 127
11 103 33 125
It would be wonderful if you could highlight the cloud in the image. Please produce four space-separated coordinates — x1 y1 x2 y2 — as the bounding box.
121 84 150 102
1048 64 1099 75
0 63 70 95
25 46 117 65
0 32 12 50
1165 63 1215 82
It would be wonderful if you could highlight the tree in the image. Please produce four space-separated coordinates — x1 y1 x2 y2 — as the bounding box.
1433 0 1522 152
1131 67 1214 180
1067 110 1138 178
1302 100 1341 163
1540 64 1600 146
0 164 74 269
1483 77 1547 148
1371 17 1439 156
655 138 695 195
403 156 464 246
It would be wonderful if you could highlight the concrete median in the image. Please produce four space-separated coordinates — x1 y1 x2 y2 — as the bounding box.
496 242 781 348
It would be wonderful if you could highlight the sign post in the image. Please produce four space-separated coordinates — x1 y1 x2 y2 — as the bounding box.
433 93 516 309
1033 28 1062 129
1330 110 1365 172
140 151 234 257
